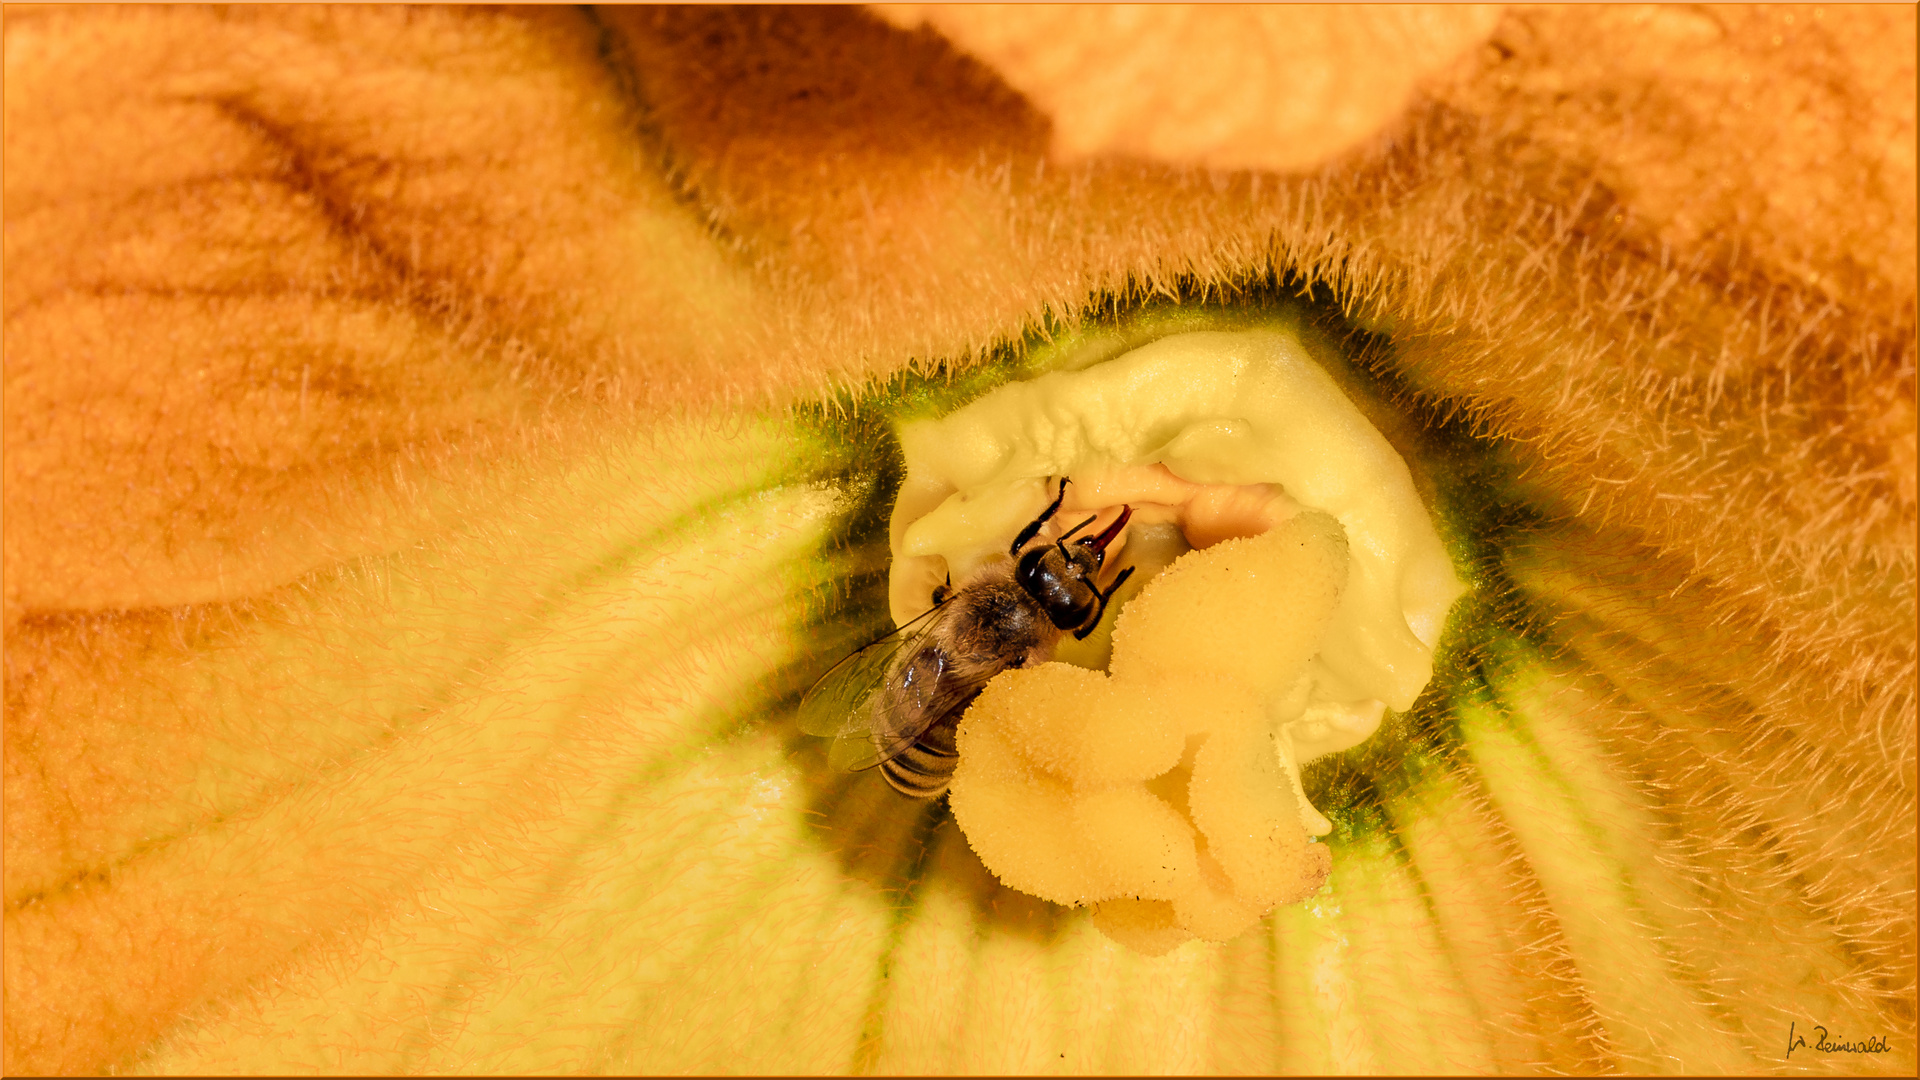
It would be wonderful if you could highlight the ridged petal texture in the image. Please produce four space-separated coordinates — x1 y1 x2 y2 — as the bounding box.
12 396 1911 1075
5 4 1912 1076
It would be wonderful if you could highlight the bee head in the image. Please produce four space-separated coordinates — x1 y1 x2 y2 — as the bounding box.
1015 506 1134 632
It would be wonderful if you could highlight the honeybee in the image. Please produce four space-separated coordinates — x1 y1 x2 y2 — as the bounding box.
799 479 1136 798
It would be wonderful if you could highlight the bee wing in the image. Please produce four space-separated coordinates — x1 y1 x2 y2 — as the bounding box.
796 601 948 744
835 626 1011 776
843 645 982 772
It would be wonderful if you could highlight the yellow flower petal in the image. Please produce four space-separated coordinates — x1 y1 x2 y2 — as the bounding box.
6 5 1911 1076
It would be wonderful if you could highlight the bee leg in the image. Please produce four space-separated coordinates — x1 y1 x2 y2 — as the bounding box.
931 572 953 606
1008 477 1070 556
1073 565 1137 640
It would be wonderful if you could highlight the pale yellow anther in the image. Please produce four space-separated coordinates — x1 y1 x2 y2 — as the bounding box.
951 511 1348 954
898 329 1464 954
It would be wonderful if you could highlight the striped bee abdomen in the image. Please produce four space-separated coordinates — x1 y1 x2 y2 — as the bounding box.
879 707 964 799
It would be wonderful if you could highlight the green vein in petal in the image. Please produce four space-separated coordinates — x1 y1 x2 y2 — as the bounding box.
123 456 846 1074
448 739 886 1074
1461 635 1760 1072
1386 770 1617 1071
1494 629 1905 1068
848 799 947 1074
8 419 811 908
1338 832 1496 1071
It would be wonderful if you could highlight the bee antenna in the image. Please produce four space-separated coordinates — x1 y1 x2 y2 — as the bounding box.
1055 514 1099 545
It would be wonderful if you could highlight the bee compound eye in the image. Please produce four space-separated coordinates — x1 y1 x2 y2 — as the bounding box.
1015 544 1050 587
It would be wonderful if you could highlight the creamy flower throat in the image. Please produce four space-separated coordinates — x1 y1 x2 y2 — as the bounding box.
888 330 1464 953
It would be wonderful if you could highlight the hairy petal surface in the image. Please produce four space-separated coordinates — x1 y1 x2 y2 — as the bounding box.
3 4 1912 1076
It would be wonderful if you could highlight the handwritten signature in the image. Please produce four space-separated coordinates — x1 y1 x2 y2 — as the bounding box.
1787 1021 1890 1058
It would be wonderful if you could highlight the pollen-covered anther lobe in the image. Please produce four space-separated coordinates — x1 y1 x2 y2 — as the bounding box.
949 510 1349 954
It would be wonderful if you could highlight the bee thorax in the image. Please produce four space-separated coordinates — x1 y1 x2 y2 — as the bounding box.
951 580 1056 663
